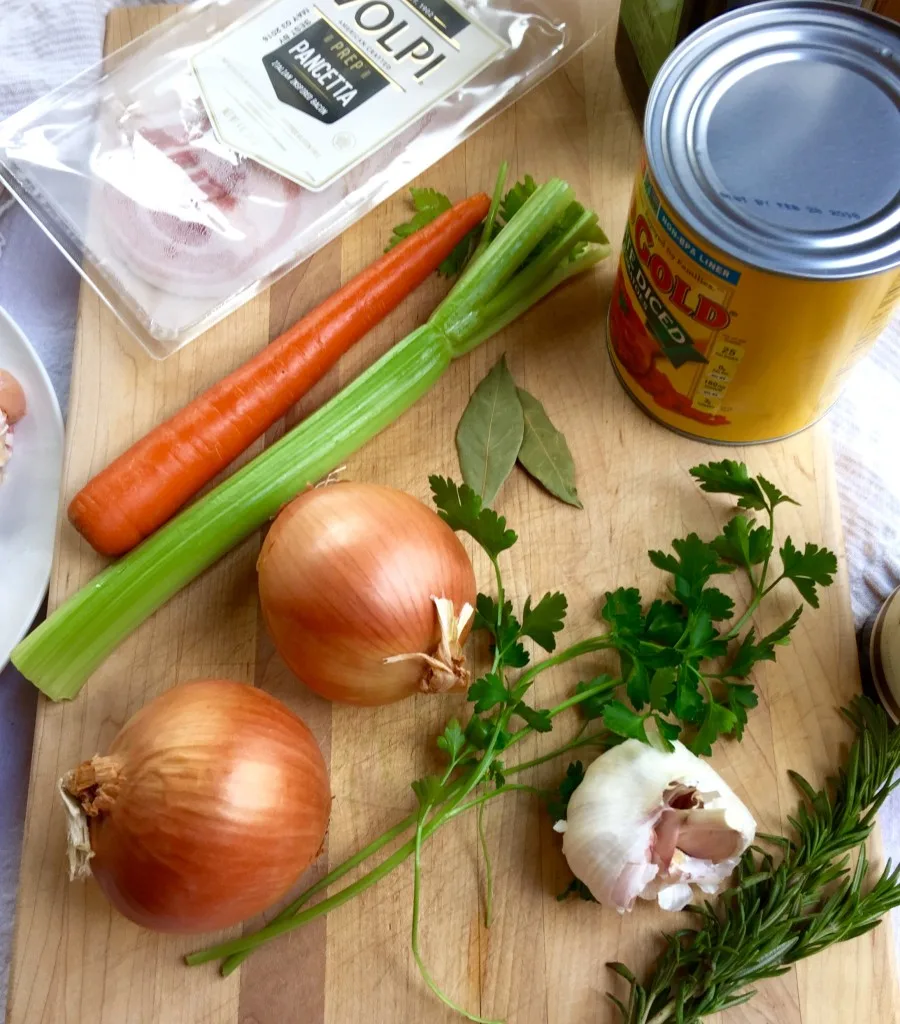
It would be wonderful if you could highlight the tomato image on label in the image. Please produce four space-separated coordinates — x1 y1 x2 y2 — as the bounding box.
609 256 729 427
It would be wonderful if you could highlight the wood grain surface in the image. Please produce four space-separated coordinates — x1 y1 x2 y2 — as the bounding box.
6 6 898 1024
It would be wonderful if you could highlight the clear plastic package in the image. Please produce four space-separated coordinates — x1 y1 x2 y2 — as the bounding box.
0 0 600 358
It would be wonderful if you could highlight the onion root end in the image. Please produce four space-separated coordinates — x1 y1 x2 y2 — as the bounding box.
384 598 475 695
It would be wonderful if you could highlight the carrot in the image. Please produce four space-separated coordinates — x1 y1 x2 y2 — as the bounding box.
69 191 491 557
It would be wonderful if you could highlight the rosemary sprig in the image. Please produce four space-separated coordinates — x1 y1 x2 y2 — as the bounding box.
607 697 900 1024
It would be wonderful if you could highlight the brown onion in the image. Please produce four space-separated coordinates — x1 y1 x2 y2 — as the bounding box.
258 482 477 706
62 679 330 934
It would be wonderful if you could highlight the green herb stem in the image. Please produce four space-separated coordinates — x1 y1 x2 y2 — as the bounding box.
476 803 493 928
513 636 617 696
186 780 528 968
505 733 607 776
220 808 420 976
410 797 502 1024
722 502 779 642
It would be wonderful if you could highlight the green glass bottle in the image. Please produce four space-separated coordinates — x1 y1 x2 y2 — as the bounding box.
614 0 888 119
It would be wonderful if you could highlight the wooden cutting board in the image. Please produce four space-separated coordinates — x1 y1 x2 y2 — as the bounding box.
6 6 898 1024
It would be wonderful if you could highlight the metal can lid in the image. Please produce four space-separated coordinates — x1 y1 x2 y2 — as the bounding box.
645 1 900 280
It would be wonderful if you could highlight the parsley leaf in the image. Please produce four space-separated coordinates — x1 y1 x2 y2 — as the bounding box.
727 607 803 678
603 700 649 743
513 702 553 733
690 460 768 510
758 475 800 510
625 657 651 709
468 673 510 713
473 593 503 636
548 760 585 822
649 667 677 711
674 664 705 723
576 677 617 720
436 719 466 761
474 594 528 667
649 533 735 610
690 699 738 756
779 538 837 608
686 611 728 659
502 642 530 670
601 587 644 637
464 716 510 752
644 600 685 646
761 605 805 647
654 716 682 750
698 587 736 621
386 187 479 277
499 176 537 224
429 476 517 558
724 683 759 740
691 461 802 514
411 774 444 808
520 592 567 651
387 187 451 250
439 229 480 278
711 514 772 571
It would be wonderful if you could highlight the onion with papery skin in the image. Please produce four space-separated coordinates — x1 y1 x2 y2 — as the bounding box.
61 679 330 934
258 482 477 706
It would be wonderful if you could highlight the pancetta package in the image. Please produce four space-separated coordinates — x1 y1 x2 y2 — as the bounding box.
0 0 601 357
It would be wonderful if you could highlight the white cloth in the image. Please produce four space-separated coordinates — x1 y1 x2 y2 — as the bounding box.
0 1 112 119
0 0 899 1008
831 332 900 625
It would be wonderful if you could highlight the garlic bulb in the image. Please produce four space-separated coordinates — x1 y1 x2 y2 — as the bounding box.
554 740 756 913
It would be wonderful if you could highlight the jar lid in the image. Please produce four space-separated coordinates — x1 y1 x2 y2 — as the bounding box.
645 1 900 279
862 585 900 725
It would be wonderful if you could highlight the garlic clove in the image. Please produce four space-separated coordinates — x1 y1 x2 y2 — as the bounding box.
676 807 750 861
655 882 693 912
612 862 660 912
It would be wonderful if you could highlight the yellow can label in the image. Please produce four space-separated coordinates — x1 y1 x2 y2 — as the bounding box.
608 158 899 443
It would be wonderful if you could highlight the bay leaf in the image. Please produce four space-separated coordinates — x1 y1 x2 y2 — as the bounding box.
456 356 524 506
516 388 582 508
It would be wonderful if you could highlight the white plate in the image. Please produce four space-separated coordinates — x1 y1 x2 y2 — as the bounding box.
0 307 64 669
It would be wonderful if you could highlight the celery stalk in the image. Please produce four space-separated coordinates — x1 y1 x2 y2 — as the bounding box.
14 326 448 699
12 178 609 700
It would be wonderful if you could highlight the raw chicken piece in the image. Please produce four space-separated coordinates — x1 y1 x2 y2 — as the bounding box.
0 368 26 484
0 369 26 424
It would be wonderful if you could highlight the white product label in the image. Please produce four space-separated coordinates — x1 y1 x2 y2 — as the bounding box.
192 0 507 190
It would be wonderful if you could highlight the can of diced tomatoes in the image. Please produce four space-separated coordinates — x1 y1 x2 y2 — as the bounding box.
608 1 900 444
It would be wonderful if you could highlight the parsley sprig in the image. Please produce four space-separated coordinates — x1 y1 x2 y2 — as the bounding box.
607 697 900 1024
597 460 837 754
